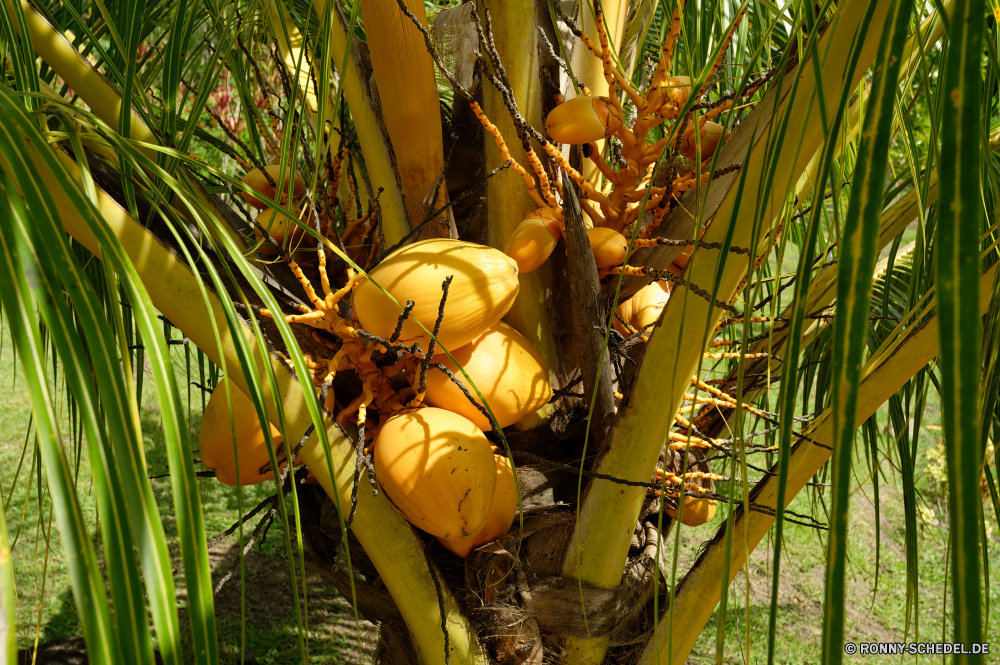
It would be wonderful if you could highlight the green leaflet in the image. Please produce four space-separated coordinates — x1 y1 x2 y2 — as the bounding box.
0 453 16 665
823 0 916 661
0 87 219 665
2 178 156 664
936 0 987 656
0 190 119 665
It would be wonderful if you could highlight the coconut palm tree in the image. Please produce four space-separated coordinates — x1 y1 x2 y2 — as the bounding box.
0 0 997 663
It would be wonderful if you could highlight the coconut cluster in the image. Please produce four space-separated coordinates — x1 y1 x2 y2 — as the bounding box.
200 6 745 543
358 240 551 556
352 239 552 556
201 170 556 552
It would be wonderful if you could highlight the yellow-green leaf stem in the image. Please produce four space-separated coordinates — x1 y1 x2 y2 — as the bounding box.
563 2 888 660
3 0 151 150
268 0 347 219
310 0 411 246
617 0 658 77
935 0 987 651
269 1 321 118
560 0 893 660
478 0 564 384
637 258 998 665
0 479 13 665
361 0 450 233
16 136 489 665
824 0 915 658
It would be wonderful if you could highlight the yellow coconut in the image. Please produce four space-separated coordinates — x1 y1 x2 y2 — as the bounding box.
587 226 629 269
352 238 519 354
437 453 518 557
198 378 294 486
504 207 562 273
667 495 717 527
424 321 552 431
374 408 497 539
666 76 691 105
240 164 306 208
253 207 312 257
613 280 670 337
545 96 623 144
679 121 728 160
659 76 692 118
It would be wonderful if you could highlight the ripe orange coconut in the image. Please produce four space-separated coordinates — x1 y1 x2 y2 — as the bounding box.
679 121 728 160
352 239 519 354
437 453 518 557
240 164 306 208
545 95 623 144
613 281 670 338
587 226 630 268
504 207 562 273
253 206 311 256
198 378 296 486
374 408 497 539
424 321 552 431
667 494 717 527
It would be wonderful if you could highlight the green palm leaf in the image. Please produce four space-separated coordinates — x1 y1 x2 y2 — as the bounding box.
0 189 120 665
936 0 987 657
824 0 914 660
0 86 219 665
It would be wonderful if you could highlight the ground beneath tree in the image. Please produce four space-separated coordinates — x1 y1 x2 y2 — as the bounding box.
189 537 380 664
17 539 378 665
